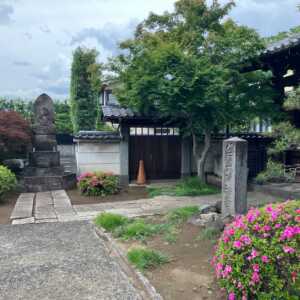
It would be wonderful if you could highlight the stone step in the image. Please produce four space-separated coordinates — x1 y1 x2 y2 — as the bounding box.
10 193 35 220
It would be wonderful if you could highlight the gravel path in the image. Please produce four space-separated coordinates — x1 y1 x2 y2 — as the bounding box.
0 221 142 300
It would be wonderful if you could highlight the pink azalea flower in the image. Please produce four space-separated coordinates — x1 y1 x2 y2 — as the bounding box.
265 205 273 213
295 216 300 222
253 224 261 231
252 264 260 272
262 225 272 232
247 209 260 223
228 292 235 300
222 265 232 278
233 240 242 249
228 228 235 235
271 211 279 221
283 246 296 254
251 271 260 283
237 282 244 290
247 249 258 261
261 255 269 263
242 297 248 300
240 235 252 245
275 223 282 229
280 226 300 240
296 209 300 214
223 236 230 243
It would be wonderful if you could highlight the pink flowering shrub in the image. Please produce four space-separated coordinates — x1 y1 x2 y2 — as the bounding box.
77 172 119 197
212 200 300 300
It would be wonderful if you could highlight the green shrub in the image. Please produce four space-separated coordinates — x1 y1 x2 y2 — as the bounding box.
267 122 300 156
77 172 119 197
94 213 129 231
127 247 169 271
147 177 219 197
0 165 17 200
213 200 300 300
255 160 295 184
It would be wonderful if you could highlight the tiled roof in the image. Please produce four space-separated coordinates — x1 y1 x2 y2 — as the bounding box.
263 33 300 56
102 105 137 119
74 131 121 141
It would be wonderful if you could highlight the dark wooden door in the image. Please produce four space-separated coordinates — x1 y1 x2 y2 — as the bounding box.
129 136 181 180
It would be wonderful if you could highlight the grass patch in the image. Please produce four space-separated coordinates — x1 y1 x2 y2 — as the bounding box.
147 177 219 198
115 219 164 241
197 227 221 242
127 247 169 271
166 206 200 224
94 206 201 244
94 213 129 231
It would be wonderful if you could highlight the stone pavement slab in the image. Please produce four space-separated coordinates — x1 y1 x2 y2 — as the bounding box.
0 222 142 300
10 189 280 224
10 193 34 220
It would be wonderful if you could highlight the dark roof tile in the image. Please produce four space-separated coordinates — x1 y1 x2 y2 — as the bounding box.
74 131 121 141
264 33 300 55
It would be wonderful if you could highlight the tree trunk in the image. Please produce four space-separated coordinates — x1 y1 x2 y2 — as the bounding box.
192 130 212 183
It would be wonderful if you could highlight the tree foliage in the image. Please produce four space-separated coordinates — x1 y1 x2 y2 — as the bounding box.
0 98 73 135
53 100 73 134
0 98 33 121
0 111 32 159
112 0 278 181
70 47 103 133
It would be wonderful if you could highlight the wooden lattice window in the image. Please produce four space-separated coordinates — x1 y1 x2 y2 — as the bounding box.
130 127 179 136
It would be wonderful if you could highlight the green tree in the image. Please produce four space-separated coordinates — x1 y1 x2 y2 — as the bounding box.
0 98 33 121
53 100 73 134
70 47 103 133
113 0 277 181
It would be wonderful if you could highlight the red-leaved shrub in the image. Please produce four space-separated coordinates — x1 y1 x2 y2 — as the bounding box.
0 111 32 157
212 200 300 300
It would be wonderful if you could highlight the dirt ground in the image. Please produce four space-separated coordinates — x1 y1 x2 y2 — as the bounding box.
68 186 149 205
0 193 18 225
119 222 225 300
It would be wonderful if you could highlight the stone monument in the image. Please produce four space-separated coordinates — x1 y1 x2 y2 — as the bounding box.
222 137 248 217
22 94 76 192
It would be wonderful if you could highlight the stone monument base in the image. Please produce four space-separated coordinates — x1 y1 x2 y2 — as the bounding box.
29 152 60 168
22 164 77 192
21 172 77 193
21 93 77 192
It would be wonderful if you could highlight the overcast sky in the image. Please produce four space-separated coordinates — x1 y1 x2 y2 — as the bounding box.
0 0 299 100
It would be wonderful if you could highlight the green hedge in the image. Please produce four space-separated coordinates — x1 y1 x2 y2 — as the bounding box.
0 165 17 200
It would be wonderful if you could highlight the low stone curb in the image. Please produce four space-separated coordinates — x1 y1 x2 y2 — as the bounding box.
94 226 163 300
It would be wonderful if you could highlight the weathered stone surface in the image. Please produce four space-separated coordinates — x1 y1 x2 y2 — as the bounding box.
222 137 248 217
199 204 217 214
29 151 60 168
187 213 220 227
10 193 34 220
32 93 56 150
12 217 35 225
22 94 76 192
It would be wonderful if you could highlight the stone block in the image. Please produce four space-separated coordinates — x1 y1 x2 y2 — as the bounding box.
29 151 60 168
222 137 248 217
12 217 35 225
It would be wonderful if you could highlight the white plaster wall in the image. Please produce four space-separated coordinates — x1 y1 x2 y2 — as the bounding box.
75 142 120 175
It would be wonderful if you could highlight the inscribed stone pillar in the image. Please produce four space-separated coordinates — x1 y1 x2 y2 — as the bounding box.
222 137 248 217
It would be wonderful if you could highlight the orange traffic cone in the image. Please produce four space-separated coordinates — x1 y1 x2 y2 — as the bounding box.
137 160 146 185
